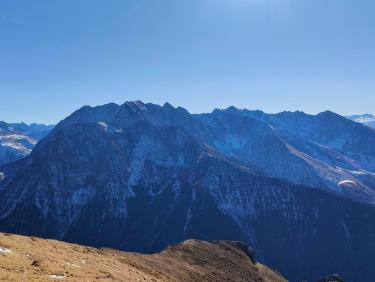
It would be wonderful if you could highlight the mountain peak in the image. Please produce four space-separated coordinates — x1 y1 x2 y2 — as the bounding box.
226 105 240 112
317 110 342 118
123 100 146 108
163 102 175 110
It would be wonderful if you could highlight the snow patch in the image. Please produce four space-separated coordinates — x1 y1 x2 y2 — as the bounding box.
352 114 375 124
347 114 375 128
0 134 35 153
97 121 108 130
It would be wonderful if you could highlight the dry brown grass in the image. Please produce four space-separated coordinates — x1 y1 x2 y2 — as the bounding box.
0 233 287 282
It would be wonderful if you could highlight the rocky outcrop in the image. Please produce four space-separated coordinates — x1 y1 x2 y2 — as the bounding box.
208 240 256 264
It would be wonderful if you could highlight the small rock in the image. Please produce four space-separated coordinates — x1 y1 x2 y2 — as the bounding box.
0 247 11 253
66 262 82 268
31 259 41 267
50 273 67 280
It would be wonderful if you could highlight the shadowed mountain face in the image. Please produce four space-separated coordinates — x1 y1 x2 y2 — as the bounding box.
0 101 375 282
0 121 53 166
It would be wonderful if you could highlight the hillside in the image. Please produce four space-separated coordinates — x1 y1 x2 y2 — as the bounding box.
0 232 286 282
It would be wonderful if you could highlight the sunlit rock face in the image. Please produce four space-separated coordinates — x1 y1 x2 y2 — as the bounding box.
0 102 375 282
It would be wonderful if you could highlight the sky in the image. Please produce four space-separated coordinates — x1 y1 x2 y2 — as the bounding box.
0 0 374 124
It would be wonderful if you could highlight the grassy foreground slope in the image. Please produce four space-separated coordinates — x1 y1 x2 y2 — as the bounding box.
0 232 286 282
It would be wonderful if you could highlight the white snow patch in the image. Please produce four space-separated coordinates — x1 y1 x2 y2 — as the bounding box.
347 114 375 128
128 138 153 186
0 134 35 153
346 170 366 176
353 115 375 124
97 121 108 130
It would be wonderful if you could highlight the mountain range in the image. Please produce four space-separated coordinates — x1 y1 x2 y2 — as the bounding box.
0 101 374 281
0 122 53 166
347 114 375 129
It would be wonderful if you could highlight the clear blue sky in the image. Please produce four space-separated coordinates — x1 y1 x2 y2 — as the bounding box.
1 0 374 124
